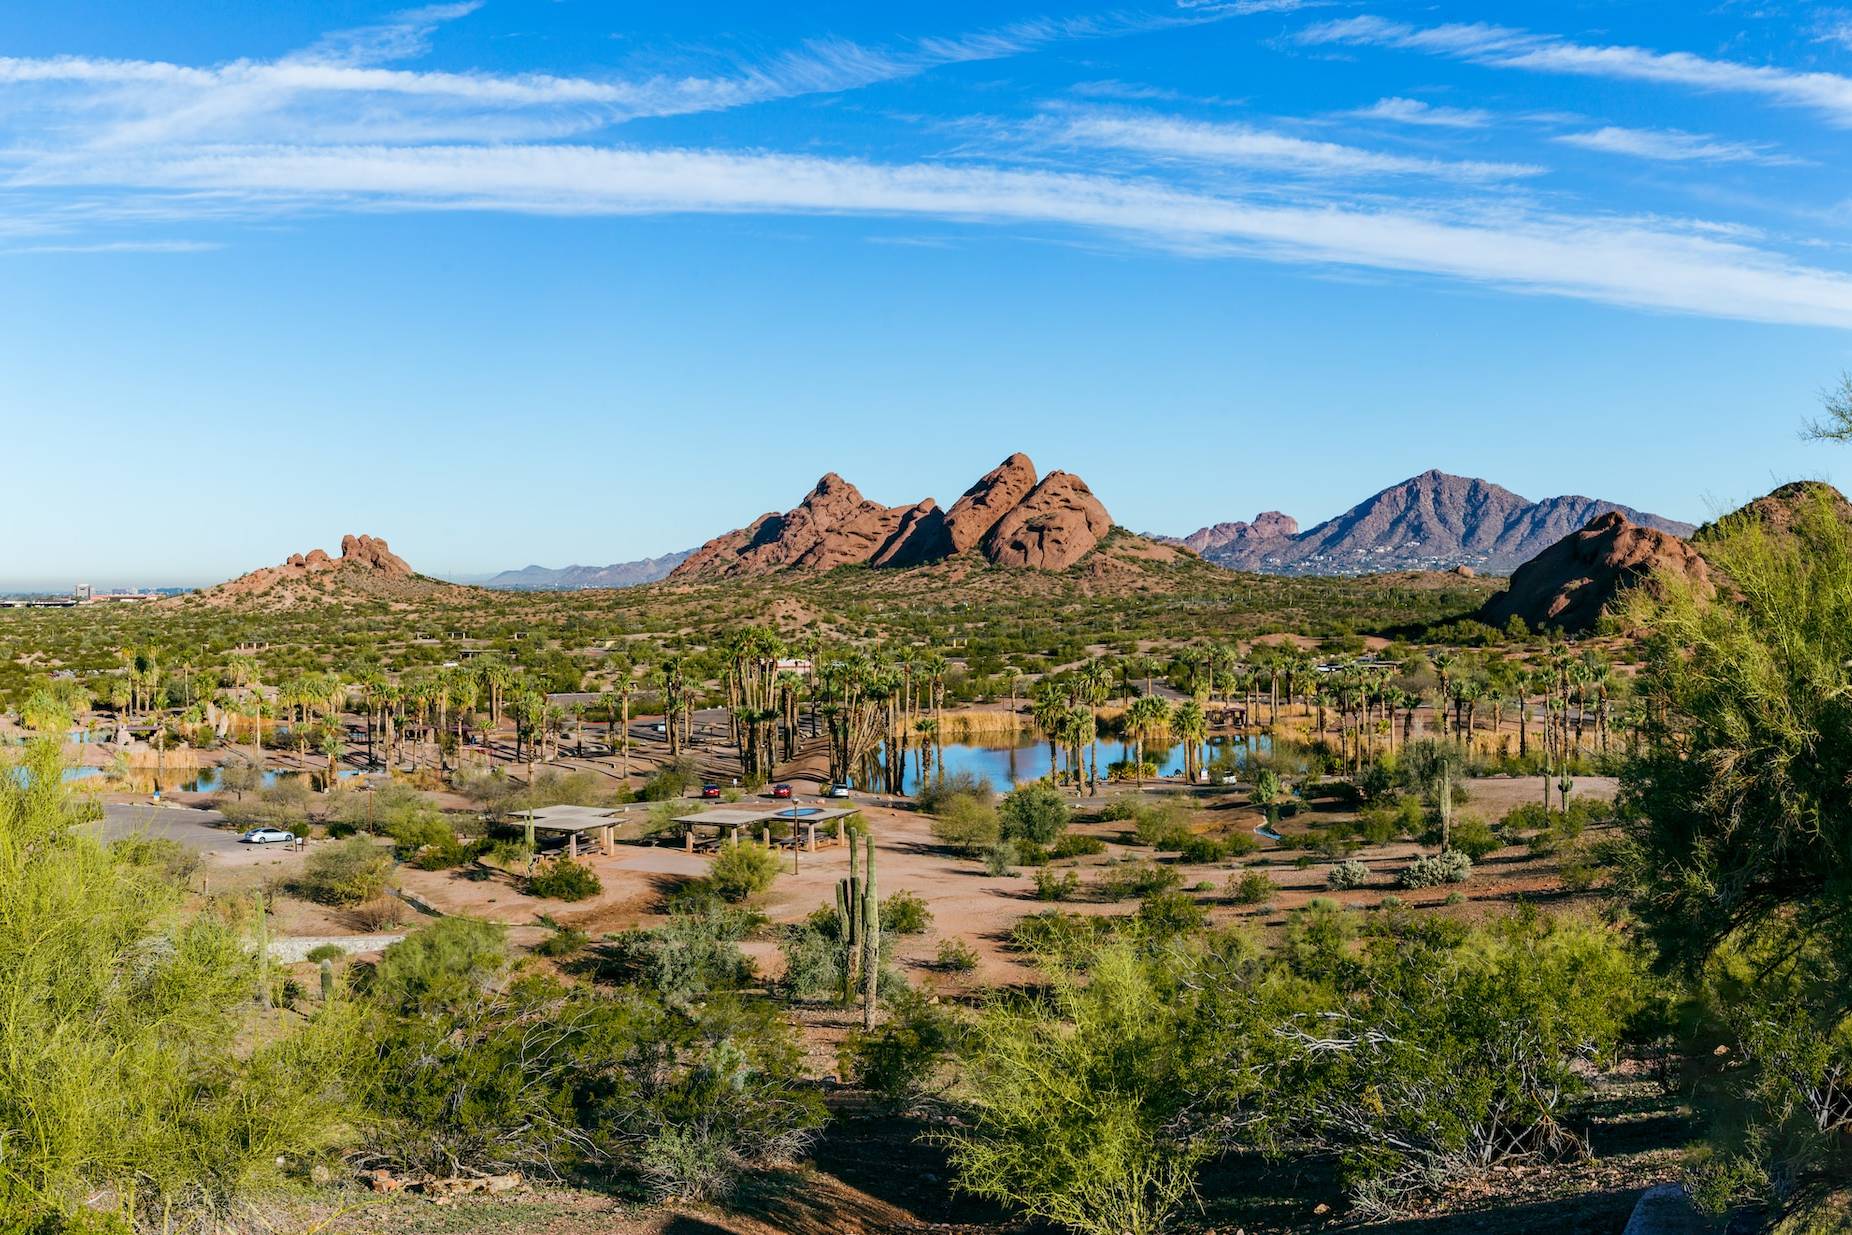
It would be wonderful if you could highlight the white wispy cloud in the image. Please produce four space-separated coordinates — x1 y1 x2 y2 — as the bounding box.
1348 96 1492 128
1555 125 1801 166
1299 17 1852 127
0 6 1207 151
1052 109 1541 180
2 239 221 255
24 141 1852 328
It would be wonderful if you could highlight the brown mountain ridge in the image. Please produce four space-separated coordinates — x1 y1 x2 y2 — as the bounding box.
178 534 468 609
671 454 1170 579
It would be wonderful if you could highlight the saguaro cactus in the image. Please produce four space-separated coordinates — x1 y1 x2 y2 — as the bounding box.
861 833 879 1030
320 957 335 1004
835 828 880 1021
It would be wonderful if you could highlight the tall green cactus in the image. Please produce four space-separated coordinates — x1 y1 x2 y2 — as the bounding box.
320 957 335 1004
861 832 879 1030
835 828 880 1019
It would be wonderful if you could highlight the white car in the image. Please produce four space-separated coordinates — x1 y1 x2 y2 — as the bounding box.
825 783 852 799
240 826 295 845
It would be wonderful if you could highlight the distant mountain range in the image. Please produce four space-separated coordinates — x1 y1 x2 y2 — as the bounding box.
481 551 693 591
1165 470 1694 576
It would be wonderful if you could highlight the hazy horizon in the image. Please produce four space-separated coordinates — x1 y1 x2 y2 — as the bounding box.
7 0 1850 582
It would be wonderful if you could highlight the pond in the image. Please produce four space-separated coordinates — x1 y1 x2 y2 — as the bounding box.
878 733 1274 796
177 766 369 794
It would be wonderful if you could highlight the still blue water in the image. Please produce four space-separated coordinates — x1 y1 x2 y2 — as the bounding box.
879 734 1273 795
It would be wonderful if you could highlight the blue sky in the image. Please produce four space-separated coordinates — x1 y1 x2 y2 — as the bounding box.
4 0 1852 586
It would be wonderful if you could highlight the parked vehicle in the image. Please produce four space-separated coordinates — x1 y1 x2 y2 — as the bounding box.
240 826 294 845
770 783 793 799
825 782 852 799
700 783 723 799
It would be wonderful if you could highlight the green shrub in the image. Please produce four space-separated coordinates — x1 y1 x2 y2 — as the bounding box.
1000 783 1070 847
917 770 992 814
1228 869 1275 905
982 842 1016 877
296 837 396 905
1096 799 1139 822
709 840 780 903
1050 832 1107 859
367 917 511 1015
881 889 932 935
932 795 1001 855
1327 859 1370 890
1400 849 1473 889
839 987 960 1110
1174 835 1226 864
596 905 758 1003
1095 862 1182 901
936 937 980 972
1135 890 1208 939
304 943 346 964
527 856 603 902
1034 866 1082 902
1448 815 1501 860
778 919 841 1002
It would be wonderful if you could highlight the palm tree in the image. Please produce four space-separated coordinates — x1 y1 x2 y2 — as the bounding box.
1031 682 1067 783
1172 698 1208 782
1124 695 1169 788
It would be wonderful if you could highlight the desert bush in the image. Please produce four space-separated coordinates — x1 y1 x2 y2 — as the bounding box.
1049 832 1107 859
595 905 759 1004
1174 835 1227 864
527 856 603 902
1134 890 1208 939
709 839 780 903
881 889 932 935
932 794 1001 855
108 834 200 884
840 986 961 1110
999 783 1070 847
1034 866 1082 902
366 917 511 1015
778 918 841 1002
297 837 396 905
936 937 980 972
1096 798 1139 822
1095 861 1182 901
1447 815 1501 860
1132 802 1193 849
917 769 992 814
1399 849 1473 889
982 842 1016 877
1327 859 1371 890
1228 869 1275 905
0 742 359 1230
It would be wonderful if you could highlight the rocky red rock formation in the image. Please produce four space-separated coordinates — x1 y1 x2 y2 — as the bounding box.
982 471 1115 570
182 533 440 608
1477 511 1712 633
943 452 1040 553
671 454 1133 577
1691 480 1852 544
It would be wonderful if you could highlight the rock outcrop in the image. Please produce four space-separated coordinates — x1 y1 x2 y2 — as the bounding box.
480 550 694 590
1477 511 1712 633
671 454 1139 578
1177 470 1692 576
943 452 1040 553
183 534 453 608
981 471 1115 570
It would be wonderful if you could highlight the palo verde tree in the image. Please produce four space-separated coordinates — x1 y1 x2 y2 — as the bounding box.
1618 479 1852 1219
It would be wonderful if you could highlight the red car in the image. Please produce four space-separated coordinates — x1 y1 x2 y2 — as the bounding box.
701 784 722 799
771 783 793 799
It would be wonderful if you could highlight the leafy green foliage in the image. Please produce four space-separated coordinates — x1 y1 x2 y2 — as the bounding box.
526 855 603 902
297 836 397 905
708 839 780 902
1399 849 1472 889
999 783 1070 847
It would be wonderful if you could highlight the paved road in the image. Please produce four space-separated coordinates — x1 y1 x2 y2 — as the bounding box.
95 801 248 856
